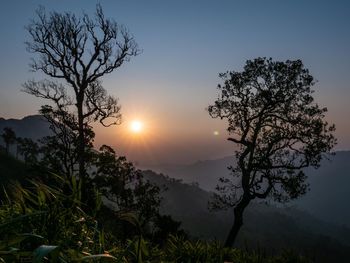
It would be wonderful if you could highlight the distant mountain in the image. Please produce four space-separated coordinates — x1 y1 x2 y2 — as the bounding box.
0 115 51 143
295 151 350 227
144 156 235 191
150 151 350 228
143 170 350 262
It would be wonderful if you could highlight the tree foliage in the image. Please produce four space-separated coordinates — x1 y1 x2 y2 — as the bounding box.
94 145 162 228
208 57 336 246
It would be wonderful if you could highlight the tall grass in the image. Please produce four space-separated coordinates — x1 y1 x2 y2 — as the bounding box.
0 174 313 262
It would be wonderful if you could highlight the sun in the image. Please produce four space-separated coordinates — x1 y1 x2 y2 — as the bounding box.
130 120 143 133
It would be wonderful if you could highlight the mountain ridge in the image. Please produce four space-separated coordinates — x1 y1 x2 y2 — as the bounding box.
0 114 52 143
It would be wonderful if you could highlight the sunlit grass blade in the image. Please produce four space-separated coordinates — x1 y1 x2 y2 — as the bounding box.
33 245 59 263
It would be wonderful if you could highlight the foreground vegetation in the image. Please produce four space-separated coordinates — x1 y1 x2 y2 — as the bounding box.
0 183 310 262
0 150 314 263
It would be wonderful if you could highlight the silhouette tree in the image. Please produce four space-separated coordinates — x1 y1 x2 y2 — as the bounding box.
1 127 16 155
23 5 139 186
93 145 163 240
208 58 336 247
94 145 162 227
16 137 39 165
37 105 94 179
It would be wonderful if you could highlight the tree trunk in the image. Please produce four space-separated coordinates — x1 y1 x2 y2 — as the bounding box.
76 94 86 201
224 196 251 247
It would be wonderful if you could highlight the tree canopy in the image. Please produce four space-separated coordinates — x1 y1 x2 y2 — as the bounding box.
208 57 336 246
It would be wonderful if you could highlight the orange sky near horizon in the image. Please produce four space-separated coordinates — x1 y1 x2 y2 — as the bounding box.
0 1 349 165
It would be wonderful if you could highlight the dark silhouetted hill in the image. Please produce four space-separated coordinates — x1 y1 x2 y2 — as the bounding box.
143 169 350 262
1 149 350 261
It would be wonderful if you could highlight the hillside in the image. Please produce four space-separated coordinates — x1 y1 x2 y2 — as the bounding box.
143 169 350 262
295 151 350 226
1 151 350 261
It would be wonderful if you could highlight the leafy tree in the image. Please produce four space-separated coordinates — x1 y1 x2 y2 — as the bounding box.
93 145 162 228
37 105 95 179
23 5 139 188
1 127 16 155
208 58 336 246
16 137 39 165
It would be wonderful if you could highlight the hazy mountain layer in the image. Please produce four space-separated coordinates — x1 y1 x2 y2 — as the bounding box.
143 170 350 262
148 152 350 228
0 115 51 144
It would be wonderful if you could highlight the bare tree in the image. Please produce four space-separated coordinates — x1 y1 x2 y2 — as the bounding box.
208 58 336 247
23 5 139 184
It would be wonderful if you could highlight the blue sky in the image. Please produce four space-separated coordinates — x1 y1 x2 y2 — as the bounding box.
0 0 349 164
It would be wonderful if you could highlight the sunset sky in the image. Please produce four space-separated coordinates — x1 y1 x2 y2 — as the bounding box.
0 0 349 165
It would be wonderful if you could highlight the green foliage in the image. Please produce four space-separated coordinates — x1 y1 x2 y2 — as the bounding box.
33 245 59 263
123 235 313 263
163 235 234 262
0 170 315 262
0 174 114 262
93 145 162 229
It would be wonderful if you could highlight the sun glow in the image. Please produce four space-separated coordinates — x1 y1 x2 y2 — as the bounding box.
130 120 143 133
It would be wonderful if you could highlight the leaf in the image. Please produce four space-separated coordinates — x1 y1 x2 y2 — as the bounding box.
0 233 44 250
118 212 140 229
33 245 59 263
77 254 117 262
0 247 19 255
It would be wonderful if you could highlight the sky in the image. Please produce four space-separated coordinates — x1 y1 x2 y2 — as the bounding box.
0 0 349 165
